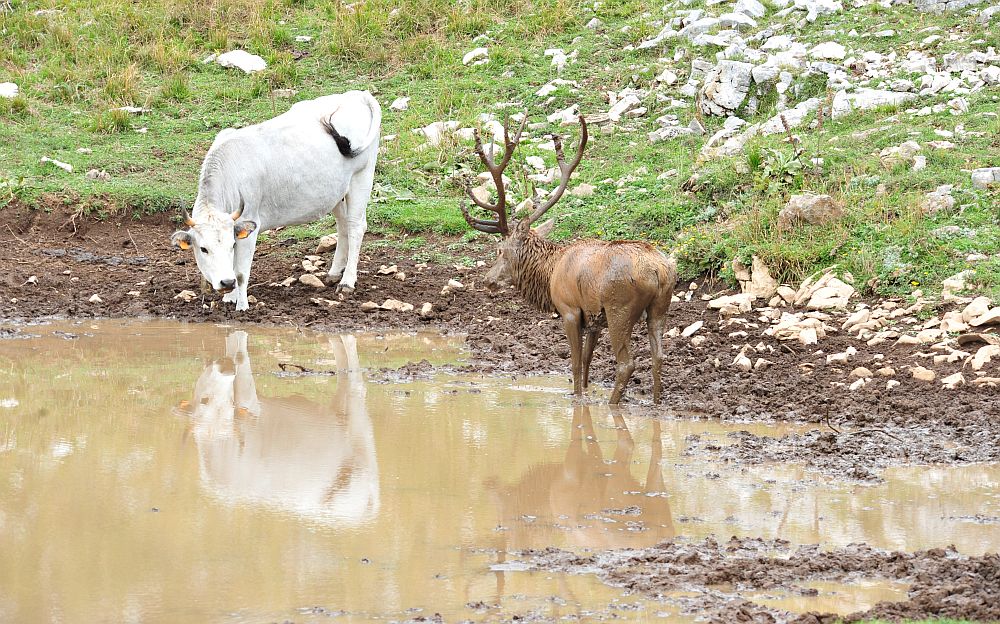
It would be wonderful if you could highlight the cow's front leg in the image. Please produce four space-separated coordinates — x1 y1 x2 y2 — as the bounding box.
232 232 259 311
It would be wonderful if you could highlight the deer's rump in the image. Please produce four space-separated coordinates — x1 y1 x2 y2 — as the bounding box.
551 240 676 321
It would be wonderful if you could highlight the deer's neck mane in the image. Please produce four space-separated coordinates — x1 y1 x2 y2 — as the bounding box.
511 235 566 314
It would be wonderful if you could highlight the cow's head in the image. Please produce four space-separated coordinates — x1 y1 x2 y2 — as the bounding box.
171 203 257 292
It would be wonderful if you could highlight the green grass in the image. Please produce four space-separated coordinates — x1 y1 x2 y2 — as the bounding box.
1 0 999 298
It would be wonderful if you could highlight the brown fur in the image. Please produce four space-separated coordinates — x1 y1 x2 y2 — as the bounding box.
464 115 675 403
487 224 677 404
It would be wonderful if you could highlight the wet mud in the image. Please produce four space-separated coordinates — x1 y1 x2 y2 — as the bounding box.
515 537 1000 623
2 205 1000 622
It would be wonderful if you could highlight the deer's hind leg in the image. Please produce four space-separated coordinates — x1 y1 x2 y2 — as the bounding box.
646 307 669 404
582 323 603 390
646 279 674 404
606 305 643 404
562 311 586 396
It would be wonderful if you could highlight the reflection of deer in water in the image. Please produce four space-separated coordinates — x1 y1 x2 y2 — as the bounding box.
488 405 673 548
176 331 379 526
479 405 673 606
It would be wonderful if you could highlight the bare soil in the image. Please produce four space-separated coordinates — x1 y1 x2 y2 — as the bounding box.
2 204 999 622
516 537 1000 623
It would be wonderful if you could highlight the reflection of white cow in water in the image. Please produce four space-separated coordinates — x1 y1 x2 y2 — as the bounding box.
179 331 379 526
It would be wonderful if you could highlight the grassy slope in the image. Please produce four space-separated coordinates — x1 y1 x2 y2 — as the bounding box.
1 0 998 297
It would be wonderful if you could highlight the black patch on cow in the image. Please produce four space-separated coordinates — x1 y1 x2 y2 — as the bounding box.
321 118 360 158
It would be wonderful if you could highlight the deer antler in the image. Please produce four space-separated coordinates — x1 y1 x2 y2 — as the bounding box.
460 115 528 236
525 115 589 226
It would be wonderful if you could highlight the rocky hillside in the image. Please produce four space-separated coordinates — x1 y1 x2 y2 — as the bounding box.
1 0 998 297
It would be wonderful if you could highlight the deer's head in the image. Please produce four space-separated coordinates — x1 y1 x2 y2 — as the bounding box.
460 115 588 289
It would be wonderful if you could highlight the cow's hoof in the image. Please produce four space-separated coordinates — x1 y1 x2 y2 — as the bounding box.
336 284 355 300
323 273 344 287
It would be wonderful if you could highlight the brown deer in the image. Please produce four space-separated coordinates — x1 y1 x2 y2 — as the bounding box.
460 116 677 404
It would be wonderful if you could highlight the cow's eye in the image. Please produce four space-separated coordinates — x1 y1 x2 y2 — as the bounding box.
199 247 209 254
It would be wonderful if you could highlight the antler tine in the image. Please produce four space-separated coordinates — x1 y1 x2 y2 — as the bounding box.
495 115 528 171
464 115 528 236
460 200 503 234
462 175 499 212
526 115 589 226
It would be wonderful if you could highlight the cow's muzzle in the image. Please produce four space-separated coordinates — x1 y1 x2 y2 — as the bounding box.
217 279 236 293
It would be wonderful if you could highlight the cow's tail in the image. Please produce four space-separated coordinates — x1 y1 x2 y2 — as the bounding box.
321 90 382 159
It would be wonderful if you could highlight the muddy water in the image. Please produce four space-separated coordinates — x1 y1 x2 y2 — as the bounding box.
1 320 998 623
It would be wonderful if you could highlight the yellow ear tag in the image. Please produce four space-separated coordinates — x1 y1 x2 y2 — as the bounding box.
177 238 191 250
235 228 250 240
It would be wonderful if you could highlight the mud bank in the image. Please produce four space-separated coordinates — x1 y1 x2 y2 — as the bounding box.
516 537 1000 623
2 204 999 483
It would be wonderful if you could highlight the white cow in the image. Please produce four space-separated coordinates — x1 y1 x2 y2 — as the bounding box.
171 90 382 310
178 331 380 526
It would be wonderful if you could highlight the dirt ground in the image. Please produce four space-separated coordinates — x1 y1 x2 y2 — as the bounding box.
2 204 999 622
516 538 1000 623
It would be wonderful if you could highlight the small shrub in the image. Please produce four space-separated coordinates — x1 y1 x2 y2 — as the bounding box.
159 73 191 102
91 108 133 133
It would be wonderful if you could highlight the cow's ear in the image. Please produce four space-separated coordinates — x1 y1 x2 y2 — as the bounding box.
171 231 193 250
234 220 257 240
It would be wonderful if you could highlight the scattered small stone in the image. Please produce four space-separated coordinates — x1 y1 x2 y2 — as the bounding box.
850 366 873 379
380 299 413 312
811 41 846 60
681 321 704 338
88 294 103 304
215 50 267 73
778 194 844 230
826 346 857 365
941 372 965 389
910 366 936 382
732 352 753 372
879 141 922 169
85 169 111 181
962 297 992 323
462 47 489 66
390 97 410 111
40 156 73 173
174 290 197 302
316 234 338 254
0 82 19 99
360 301 379 312
971 167 1000 189
298 274 326 289
708 293 756 313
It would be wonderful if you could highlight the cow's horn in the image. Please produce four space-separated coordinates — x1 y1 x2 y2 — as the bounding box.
184 212 195 227
231 198 245 221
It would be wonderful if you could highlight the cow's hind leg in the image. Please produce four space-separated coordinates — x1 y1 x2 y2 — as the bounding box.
325 198 350 285
336 166 375 296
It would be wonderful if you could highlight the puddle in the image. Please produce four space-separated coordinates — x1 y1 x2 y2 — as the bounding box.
1 320 998 623
746 578 911 616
